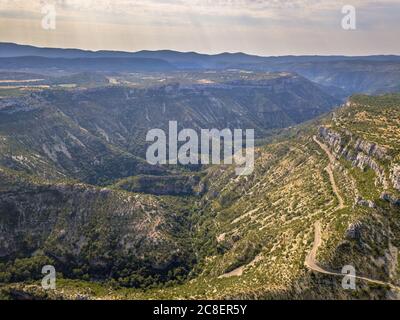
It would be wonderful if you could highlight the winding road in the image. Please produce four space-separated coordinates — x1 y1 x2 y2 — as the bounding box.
312 136 345 209
305 136 400 292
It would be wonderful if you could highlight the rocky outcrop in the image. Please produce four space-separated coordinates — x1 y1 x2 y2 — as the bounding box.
354 138 390 161
355 196 376 208
381 192 400 206
0 94 44 114
390 165 400 191
352 153 387 188
318 127 343 157
345 221 364 240
319 127 389 189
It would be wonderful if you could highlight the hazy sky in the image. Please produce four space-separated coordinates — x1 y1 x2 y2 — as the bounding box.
0 0 399 55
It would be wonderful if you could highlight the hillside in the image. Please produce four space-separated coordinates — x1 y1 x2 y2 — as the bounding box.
1 94 399 300
0 72 338 184
0 168 195 288
263 61 400 98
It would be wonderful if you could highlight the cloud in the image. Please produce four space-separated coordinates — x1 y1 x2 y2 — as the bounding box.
0 0 399 54
0 0 396 17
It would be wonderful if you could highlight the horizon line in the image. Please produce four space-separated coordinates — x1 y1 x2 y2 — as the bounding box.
2 41 400 59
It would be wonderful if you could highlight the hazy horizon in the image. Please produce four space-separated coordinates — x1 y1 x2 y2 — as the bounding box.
1 0 400 56
4 40 400 57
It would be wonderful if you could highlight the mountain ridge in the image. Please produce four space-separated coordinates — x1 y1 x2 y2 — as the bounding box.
2 43 400 98
2 42 400 61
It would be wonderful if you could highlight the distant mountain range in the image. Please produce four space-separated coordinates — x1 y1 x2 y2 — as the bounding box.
2 42 400 63
2 42 400 98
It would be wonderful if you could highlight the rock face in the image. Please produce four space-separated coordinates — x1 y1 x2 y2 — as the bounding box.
345 221 364 240
381 192 400 206
355 196 376 208
318 127 389 189
0 95 43 114
353 138 389 161
353 153 388 188
391 165 400 191
318 127 343 156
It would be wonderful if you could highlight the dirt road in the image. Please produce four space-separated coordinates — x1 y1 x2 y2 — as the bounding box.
306 136 400 292
305 220 400 291
313 136 345 209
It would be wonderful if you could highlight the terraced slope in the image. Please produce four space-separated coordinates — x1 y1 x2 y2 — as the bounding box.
1 94 399 300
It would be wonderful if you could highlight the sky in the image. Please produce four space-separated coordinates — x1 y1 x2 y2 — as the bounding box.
0 0 399 56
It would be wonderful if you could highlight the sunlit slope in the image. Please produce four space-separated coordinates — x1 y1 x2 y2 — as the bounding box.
1 94 399 300
146 94 400 299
